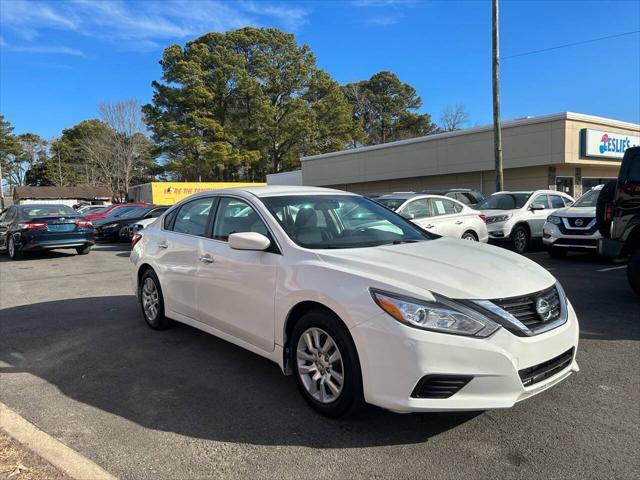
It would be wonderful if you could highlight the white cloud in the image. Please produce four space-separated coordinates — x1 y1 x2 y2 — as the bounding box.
3 44 86 57
0 0 312 52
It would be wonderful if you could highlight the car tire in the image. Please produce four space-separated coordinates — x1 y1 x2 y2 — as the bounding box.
290 309 363 417
595 181 616 238
461 231 478 241
139 269 171 330
548 247 567 258
512 225 530 254
76 245 92 255
628 248 640 297
8 236 23 260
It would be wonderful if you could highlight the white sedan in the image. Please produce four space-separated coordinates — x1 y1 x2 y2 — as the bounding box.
376 193 488 242
130 186 579 417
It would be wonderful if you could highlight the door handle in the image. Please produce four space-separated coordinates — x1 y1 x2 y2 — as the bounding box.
455 220 463 225
158 241 168 249
199 255 214 264
425 224 435 229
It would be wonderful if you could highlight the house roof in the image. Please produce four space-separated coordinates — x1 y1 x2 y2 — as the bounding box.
13 186 112 200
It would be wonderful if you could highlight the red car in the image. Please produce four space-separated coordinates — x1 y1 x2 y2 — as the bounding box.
85 203 152 221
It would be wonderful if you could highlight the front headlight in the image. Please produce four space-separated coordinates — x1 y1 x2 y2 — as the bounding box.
487 213 512 224
370 289 500 338
547 215 562 225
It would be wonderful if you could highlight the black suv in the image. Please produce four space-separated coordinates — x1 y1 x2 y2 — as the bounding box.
597 146 640 296
418 188 485 208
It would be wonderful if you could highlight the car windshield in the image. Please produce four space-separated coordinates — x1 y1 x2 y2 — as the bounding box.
107 206 138 218
572 188 600 207
478 193 532 210
117 207 149 219
20 205 78 217
376 198 406 210
262 195 430 249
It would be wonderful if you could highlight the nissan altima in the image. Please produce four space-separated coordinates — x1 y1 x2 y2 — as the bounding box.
130 186 579 417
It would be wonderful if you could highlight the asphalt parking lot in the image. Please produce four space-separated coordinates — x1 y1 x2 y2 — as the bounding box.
1 244 639 479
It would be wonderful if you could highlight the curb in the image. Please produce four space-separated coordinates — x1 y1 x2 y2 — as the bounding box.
0 402 117 480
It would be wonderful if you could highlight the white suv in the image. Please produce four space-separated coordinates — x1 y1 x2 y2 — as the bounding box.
479 190 574 254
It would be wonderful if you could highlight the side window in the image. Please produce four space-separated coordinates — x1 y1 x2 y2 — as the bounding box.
563 197 573 206
148 208 167 218
172 197 214 236
550 195 565 208
163 208 178 230
431 198 460 216
0 210 6 223
212 197 270 241
454 192 471 205
402 199 431 218
532 195 551 209
5 207 17 223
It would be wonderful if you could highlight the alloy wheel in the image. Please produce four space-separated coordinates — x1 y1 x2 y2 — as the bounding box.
462 233 477 241
141 277 160 322
514 229 527 252
296 327 344 404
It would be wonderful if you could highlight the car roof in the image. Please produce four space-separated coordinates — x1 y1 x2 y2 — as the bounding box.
185 185 354 199
377 193 459 202
17 203 73 209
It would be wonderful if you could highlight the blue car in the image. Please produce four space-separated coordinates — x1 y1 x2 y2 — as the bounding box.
0 204 95 260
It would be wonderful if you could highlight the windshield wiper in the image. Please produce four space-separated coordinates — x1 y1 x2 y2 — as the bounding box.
390 239 422 245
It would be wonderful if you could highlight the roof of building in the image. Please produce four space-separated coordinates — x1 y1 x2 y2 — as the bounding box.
301 112 640 162
13 186 112 200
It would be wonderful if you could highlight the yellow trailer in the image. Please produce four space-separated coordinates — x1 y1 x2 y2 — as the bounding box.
128 181 266 205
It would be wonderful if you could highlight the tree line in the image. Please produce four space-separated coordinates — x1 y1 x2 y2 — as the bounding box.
0 27 470 200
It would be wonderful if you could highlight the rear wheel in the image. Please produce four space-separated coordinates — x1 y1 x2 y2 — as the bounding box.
140 270 171 330
548 247 567 258
512 225 530 254
76 245 92 255
8 236 23 260
461 231 478 241
628 249 640 297
290 310 363 417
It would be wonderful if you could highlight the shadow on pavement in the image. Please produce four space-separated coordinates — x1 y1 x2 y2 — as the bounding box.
0 296 478 448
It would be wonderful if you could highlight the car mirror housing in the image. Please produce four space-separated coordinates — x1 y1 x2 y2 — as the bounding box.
530 203 546 211
228 232 271 251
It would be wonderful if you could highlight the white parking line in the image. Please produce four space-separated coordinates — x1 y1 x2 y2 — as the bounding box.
597 266 627 272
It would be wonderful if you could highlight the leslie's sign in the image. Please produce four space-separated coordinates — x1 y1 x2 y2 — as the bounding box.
581 128 640 159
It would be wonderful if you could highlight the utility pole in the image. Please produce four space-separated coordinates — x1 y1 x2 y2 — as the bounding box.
492 0 504 192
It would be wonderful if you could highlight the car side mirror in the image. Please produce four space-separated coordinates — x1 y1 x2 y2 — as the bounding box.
228 232 271 251
529 203 545 211
400 211 415 220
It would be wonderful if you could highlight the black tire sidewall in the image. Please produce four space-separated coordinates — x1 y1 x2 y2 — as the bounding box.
290 310 363 417
512 226 529 254
76 246 92 255
628 249 640 297
140 270 170 330
596 181 616 238
8 236 23 260
462 231 477 241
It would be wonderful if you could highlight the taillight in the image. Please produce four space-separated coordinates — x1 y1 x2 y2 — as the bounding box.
623 182 640 194
479 214 488 224
131 233 142 249
605 204 614 222
17 222 48 230
75 220 93 228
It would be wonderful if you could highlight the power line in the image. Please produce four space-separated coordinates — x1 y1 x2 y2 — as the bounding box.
502 30 640 60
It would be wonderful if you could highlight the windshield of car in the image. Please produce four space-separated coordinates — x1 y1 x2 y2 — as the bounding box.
572 188 600 207
477 193 532 210
262 195 430 249
376 198 406 210
20 205 78 217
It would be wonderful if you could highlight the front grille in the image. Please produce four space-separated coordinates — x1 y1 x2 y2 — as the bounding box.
519 348 574 387
411 375 473 399
491 286 561 329
558 217 597 235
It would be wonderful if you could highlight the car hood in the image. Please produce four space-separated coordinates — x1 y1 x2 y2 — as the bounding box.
480 209 517 218
553 206 595 217
315 238 555 300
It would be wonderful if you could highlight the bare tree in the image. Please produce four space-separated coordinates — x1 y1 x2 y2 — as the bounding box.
81 99 152 200
440 104 471 132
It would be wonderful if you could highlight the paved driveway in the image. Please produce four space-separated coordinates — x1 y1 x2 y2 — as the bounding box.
1 245 638 479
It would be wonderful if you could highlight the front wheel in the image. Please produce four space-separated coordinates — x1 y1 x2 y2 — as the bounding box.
512 226 530 254
76 245 92 255
291 310 363 417
628 249 640 297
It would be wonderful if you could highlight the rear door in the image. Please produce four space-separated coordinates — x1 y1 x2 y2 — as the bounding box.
528 194 553 237
428 198 466 237
399 199 439 234
0 207 16 250
155 196 216 320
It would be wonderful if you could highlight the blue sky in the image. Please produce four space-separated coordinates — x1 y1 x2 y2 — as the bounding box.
1 0 639 139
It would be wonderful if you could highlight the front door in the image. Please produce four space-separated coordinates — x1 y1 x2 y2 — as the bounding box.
528 194 554 237
196 197 278 353
400 199 439 234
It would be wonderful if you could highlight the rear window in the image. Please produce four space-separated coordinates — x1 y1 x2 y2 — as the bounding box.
376 198 406 210
20 205 77 217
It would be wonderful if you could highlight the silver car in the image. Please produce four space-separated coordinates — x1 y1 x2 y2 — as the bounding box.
543 185 603 257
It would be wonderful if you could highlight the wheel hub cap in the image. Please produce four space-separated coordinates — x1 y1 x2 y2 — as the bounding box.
141 277 159 322
296 327 344 404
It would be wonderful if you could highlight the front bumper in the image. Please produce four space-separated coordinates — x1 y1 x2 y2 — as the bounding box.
542 222 600 250
350 303 579 413
487 221 513 240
